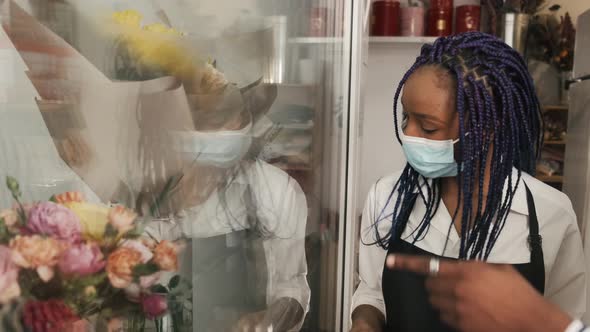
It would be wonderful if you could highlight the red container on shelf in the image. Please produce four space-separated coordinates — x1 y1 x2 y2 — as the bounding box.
309 7 328 37
455 5 481 33
401 6 425 36
430 0 453 11
427 7 452 36
371 1 401 36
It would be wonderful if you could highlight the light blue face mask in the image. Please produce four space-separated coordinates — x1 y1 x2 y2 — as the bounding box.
170 122 252 168
400 133 459 178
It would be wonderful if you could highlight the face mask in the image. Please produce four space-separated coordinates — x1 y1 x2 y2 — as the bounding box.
170 122 252 168
400 132 459 178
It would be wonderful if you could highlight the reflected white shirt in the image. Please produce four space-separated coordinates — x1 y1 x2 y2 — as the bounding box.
352 168 586 320
145 160 310 317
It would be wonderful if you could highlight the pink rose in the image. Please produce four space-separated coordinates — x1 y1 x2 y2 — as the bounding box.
108 206 137 234
0 245 20 303
123 271 161 302
124 271 162 302
58 243 106 276
141 294 168 319
27 202 82 243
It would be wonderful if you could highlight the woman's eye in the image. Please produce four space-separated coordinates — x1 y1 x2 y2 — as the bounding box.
422 128 437 134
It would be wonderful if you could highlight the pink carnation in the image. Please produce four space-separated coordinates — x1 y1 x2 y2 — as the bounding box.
27 202 81 243
122 240 153 263
0 245 20 304
58 243 106 276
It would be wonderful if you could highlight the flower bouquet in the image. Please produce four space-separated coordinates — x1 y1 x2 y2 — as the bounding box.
0 176 187 331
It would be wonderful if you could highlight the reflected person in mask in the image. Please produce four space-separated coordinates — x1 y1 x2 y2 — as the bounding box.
146 80 309 332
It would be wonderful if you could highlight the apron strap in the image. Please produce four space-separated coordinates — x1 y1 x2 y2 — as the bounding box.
390 193 419 244
524 182 545 291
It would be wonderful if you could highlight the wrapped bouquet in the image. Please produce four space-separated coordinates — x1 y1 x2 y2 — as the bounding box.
0 176 186 331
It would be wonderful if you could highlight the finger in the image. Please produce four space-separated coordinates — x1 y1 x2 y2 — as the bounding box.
386 254 462 277
429 294 456 312
440 312 460 330
425 277 460 297
234 320 252 332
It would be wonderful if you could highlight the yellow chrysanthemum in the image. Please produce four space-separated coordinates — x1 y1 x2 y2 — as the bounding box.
110 10 197 79
112 10 143 28
128 33 194 77
143 23 182 36
64 202 109 241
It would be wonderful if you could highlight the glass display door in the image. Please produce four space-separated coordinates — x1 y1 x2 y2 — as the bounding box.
0 0 357 331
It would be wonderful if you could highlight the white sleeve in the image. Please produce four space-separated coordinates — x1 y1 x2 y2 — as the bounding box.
564 319 587 332
351 183 388 318
545 214 587 319
254 167 310 327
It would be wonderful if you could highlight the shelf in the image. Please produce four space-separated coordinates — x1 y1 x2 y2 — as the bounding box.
537 175 563 183
272 163 312 172
288 37 343 44
276 83 315 88
369 36 438 44
544 140 566 145
543 105 568 112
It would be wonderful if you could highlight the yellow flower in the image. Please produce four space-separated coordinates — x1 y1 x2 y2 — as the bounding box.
84 286 97 297
109 10 199 80
143 23 182 36
112 10 143 28
128 33 195 78
64 202 109 241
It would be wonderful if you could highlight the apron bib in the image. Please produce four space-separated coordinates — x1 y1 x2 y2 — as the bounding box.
381 184 545 332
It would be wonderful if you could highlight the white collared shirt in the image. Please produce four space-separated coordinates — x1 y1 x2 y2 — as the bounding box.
144 160 310 326
352 168 587 319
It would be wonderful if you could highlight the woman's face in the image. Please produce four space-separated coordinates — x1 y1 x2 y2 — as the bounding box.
194 109 248 132
401 66 459 141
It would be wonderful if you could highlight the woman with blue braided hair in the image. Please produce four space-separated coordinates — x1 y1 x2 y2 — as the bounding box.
351 32 586 332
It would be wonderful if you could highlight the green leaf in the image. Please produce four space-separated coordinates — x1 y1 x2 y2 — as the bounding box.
133 262 159 279
104 223 118 238
168 275 180 289
123 226 143 239
150 173 184 217
0 218 9 244
77 273 107 287
151 284 169 294
49 195 58 203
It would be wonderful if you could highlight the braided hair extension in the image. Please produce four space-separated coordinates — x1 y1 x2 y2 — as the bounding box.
374 32 543 260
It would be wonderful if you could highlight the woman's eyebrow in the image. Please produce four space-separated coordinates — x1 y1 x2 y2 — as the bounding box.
404 107 445 123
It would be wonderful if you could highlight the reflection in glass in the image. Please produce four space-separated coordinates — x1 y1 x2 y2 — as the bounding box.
0 0 349 330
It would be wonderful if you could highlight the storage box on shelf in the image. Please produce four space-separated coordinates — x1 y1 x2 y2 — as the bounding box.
369 36 438 44
536 105 569 190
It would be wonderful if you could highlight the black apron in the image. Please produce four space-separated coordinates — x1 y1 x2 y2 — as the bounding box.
193 229 267 331
192 183 268 331
382 185 545 332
